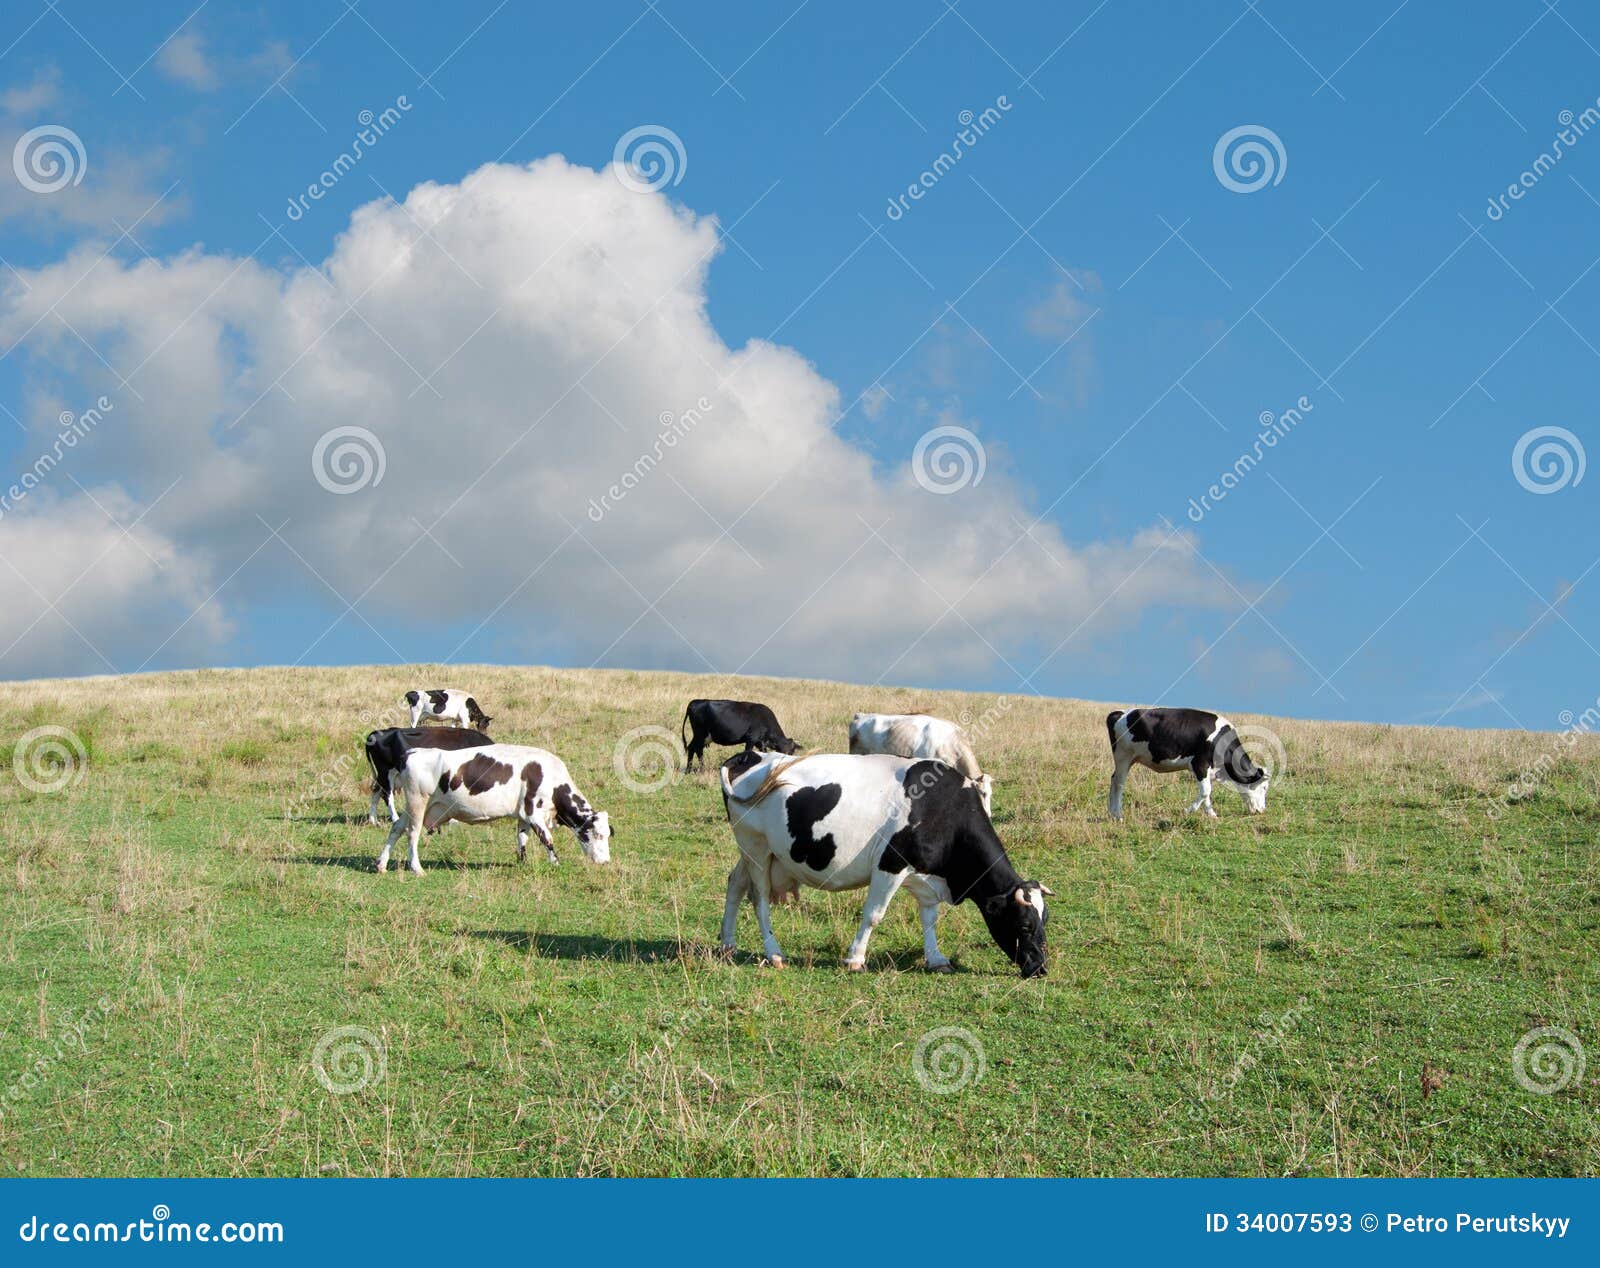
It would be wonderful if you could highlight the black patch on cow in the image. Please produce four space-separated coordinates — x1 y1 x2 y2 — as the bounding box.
465 697 492 730
552 782 593 831
784 783 841 871
519 760 543 817
427 689 450 713
1114 707 1224 765
447 752 513 794
1215 726 1266 786
405 690 420 707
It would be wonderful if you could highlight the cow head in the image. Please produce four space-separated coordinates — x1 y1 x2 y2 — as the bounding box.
577 811 612 864
980 882 1053 978
465 698 493 732
1219 736 1268 813
776 736 800 755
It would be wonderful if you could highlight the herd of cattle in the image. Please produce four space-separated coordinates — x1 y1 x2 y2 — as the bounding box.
361 689 1272 978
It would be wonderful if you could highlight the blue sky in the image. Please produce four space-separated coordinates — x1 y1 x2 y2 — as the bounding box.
0 0 1596 731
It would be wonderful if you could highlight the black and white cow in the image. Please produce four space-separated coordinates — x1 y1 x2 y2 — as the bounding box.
848 712 993 816
1106 708 1268 820
363 726 493 824
718 751 1052 977
405 689 493 732
378 743 611 874
682 698 798 771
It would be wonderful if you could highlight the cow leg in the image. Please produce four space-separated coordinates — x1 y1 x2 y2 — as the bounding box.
1108 753 1133 820
684 733 704 772
843 868 907 971
1187 759 1217 817
718 862 749 953
744 862 786 967
377 815 406 872
902 875 951 972
405 814 428 873
529 819 558 864
386 777 399 823
368 774 385 826
409 703 423 727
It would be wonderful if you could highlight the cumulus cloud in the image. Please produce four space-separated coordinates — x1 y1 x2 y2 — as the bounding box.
0 155 1232 682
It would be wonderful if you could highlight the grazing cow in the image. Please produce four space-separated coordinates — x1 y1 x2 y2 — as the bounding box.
718 751 1052 977
405 689 493 732
378 743 611 874
848 712 994 816
1105 708 1268 820
682 698 798 771
363 726 493 824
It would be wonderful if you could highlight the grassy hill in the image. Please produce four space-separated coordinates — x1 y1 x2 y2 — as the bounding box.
0 664 1596 1176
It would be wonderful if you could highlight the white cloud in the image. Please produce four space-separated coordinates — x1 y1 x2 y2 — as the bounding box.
0 156 1233 682
2 67 61 117
156 29 221 92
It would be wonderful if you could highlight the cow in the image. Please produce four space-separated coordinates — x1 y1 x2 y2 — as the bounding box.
718 751 1052 977
363 726 493 824
377 742 612 874
848 712 993 816
682 698 798 771
1105 708 1269 820
405 689 493 732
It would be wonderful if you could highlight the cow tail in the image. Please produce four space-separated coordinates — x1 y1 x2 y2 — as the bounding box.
1105 711 1124 748
724 755 805 807
363 731 384 793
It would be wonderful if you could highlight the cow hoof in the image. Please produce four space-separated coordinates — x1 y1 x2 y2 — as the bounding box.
843 960 866 973
764 956 786 969
408 865 424 876
927 962 954 974
716 944 736 961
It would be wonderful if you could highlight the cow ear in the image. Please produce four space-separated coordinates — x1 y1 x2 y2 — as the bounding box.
1038 883 1056 897
982 893 1009 914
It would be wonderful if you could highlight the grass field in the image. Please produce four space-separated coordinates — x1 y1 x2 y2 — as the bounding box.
1 664 1596 1177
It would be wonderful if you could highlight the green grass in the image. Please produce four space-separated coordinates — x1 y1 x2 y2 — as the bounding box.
0 664 1596 1176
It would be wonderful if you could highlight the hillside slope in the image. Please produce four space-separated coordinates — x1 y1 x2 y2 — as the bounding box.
1 665 1596 1176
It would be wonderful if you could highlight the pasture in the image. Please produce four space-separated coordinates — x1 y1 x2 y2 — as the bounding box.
0 665 1596 1177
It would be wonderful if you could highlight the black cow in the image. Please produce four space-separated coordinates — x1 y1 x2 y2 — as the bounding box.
681 698 798 771
1106 707 1269 819
364 726 493 824
719 751 1052 977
